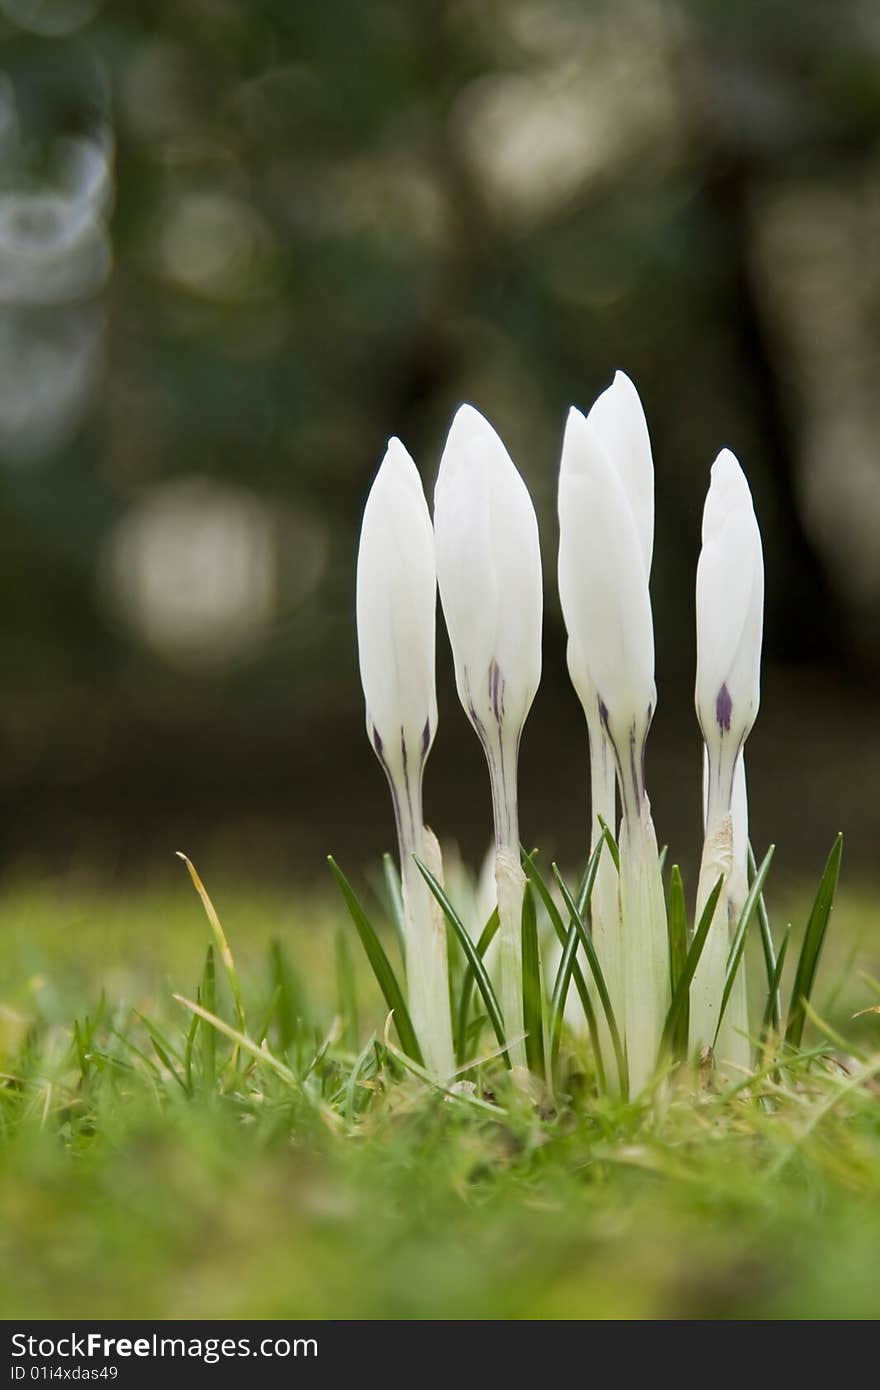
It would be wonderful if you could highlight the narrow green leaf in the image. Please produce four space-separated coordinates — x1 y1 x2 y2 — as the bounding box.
667 865 688 994
344 1034 378 1127
134 1013 189 1094
749 843 781 1033
201 945 216 1087
414 857 509 1065
455 907 500 1063
666 865 689 1058
521 847 600 1064
661 875 724 1057
327 856 423 1065
549 919 605 1092
270 938 303 1056
785 833 843 1049
520 881 545 1079
761 928 790 1041
552 863 628 1097
714 845 776 1045
177 853 245 1035
184 988 200 1092
381 851 407 960
539 839 606 1089
597 816 620 872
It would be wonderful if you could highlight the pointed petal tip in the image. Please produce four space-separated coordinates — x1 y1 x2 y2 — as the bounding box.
448 401 495 442
611 367 636 392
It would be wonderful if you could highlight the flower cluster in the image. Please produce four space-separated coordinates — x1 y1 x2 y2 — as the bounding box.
356 374 764 1090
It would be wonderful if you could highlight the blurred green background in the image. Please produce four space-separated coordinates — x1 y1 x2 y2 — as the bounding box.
1 0 878 890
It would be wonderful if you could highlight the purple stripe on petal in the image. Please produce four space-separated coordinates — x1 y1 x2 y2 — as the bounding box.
489 659 503 722
716 683 733 733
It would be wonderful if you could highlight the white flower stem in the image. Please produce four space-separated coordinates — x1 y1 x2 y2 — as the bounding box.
689 808 733 1062
711 750 751 1073
585 705 624 1087
487 727 527 1071
613 725 669 1095
690 737 744 1066
391 768 455 1081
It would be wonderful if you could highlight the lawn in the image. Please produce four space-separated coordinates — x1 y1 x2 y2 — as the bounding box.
1 865 879 1320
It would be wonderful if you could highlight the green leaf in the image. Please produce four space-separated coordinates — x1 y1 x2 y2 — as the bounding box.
520 881 545 1079
714 845 776 1046
414 858 509 1066
134 1012 189 1094
270 938 305 1057
761 928 790 1042
785 833 843 1050
749 843 781 1034
542 838 606 1090
552 863 628 1098
521 847 601 1068
549 919 605 1091
666 866 689 1058
177 853 245 1036
661 875 724 1058
455 907 500 1063
597 816 620 872
381 852 407 960
327 856 423 1065
201 944 216 1087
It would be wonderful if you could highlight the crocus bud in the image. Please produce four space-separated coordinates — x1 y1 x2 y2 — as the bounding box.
690 450 764 1067
434 404 543 1067
558 374 656 1074
695 449 764 828
356 439 454 1078
558 377 668 1094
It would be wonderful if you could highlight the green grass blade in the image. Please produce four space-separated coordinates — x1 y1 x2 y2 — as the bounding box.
785 833 843 1050
552 863 628 1097
201 944 216 1087
549 919 605 1092
520 881 545 1079
344 1034 378 1127
666 865 689 1057
171 995 342 1132
335 926 360 1052
455 906 499 1064
184 990 200 1092
761 927 790 1040
667 865 688 993
381 852 407 960
327 856 423 1065
535 839 607 1087
414 857 509 1066
714 845 776 1045
270 938 304 1056
661 875 724 1057
177 853 245 1035
596 816 620 872
749 843 781 1033
521 847 600 1055
133 1013 189 1094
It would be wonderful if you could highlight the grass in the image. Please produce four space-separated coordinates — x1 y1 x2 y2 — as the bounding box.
1 866 880 1320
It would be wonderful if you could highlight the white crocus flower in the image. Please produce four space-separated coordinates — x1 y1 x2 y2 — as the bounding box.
356 438 454 1078
558 373 654 1082
434 404 543 1068
558 387 668 1094
690 449 764 1069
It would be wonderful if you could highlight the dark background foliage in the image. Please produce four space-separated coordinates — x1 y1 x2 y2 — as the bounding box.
1 0 878 885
